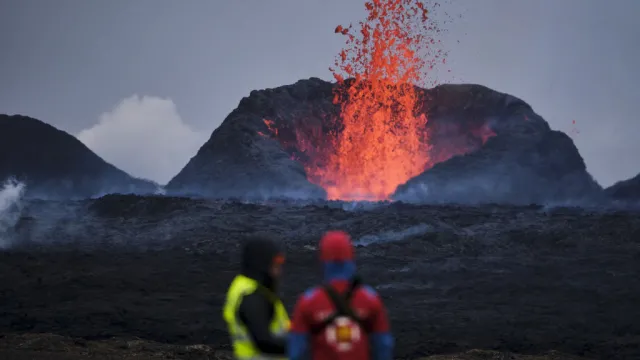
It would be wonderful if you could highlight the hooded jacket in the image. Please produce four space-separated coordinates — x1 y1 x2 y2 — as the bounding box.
236 236 287 355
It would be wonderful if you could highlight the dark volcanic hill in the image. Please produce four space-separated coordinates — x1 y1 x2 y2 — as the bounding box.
391 84 601 204
167 78 336 199
0 114 157 198
392 84 604 204
166 78 603 204
605 172 640 202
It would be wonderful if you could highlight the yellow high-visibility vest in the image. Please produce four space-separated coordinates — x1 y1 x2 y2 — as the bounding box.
223 274 290 360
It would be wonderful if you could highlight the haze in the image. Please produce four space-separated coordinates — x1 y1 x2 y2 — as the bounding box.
0 0 638 186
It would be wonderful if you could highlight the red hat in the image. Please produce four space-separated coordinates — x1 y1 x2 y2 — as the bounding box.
319 230 354 262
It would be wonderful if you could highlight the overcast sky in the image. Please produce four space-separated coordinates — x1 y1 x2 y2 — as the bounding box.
0 0 638 186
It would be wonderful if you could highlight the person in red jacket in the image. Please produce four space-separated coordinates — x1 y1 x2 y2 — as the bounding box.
287 230 394 360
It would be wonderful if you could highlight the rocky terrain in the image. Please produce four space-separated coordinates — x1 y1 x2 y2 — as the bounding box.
0 115 157 199
1 194 639 359
166 79 603 204
0 333 590 360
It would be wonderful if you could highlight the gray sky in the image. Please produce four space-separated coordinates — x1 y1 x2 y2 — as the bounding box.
0 0 638 186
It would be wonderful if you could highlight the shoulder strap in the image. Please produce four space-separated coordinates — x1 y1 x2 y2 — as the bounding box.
324 277 360 314
310 278 364 334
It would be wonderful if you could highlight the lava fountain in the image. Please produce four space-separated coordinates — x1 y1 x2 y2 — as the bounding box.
318 0 438 201
262 0 456 201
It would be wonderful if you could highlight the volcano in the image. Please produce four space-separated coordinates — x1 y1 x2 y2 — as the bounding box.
167 0 601 203
166 79 602 204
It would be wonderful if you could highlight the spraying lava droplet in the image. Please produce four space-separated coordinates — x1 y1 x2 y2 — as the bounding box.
569 119 580 136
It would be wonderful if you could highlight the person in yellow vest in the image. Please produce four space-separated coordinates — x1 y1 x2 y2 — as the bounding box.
223 236 290 359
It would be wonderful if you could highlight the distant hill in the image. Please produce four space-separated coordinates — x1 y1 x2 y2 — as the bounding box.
0 114 157 199
605 173 640 201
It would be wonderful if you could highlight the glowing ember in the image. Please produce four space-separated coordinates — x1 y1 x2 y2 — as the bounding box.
315 0 442 201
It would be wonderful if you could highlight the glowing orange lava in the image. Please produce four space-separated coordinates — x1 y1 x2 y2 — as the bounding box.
314 0 439 201
260 1 469 201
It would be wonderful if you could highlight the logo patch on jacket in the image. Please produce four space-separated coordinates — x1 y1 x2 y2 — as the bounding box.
325 316 361 351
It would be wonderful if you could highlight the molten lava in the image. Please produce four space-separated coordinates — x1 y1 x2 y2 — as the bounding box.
317 0 440 201
261 1 492 201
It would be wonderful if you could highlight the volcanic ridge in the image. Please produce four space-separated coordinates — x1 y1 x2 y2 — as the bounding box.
166 79 606 205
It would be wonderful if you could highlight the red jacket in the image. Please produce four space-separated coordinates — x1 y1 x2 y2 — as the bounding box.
287 277 394 360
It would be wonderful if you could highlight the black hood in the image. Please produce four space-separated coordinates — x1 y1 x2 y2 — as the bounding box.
241 236 283 291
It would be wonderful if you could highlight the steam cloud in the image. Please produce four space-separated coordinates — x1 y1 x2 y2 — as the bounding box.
76 95 207 185
0 179 25 249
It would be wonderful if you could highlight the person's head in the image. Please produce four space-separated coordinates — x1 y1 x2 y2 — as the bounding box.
269 252 286 280
319 230 356 282
241 235 285 290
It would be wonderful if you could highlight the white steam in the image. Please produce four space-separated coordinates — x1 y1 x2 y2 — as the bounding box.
76 95 207 185
0 179 26 249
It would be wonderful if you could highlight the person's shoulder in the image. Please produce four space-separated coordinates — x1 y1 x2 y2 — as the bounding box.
293 286 325 315
298 286 322 302
355 284 384 306
357 284 379 299
240 289 271 309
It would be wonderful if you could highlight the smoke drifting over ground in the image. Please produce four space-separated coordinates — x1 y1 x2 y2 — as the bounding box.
0 179 24 248
354 223 432 246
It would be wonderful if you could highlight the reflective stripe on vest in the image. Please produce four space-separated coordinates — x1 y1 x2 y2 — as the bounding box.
223 274 290 360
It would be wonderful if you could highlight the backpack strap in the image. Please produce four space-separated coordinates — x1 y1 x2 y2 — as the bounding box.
310 278 364 334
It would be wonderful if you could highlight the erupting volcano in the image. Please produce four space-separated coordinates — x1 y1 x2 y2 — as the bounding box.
266 0 450 201
164 2 601 205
